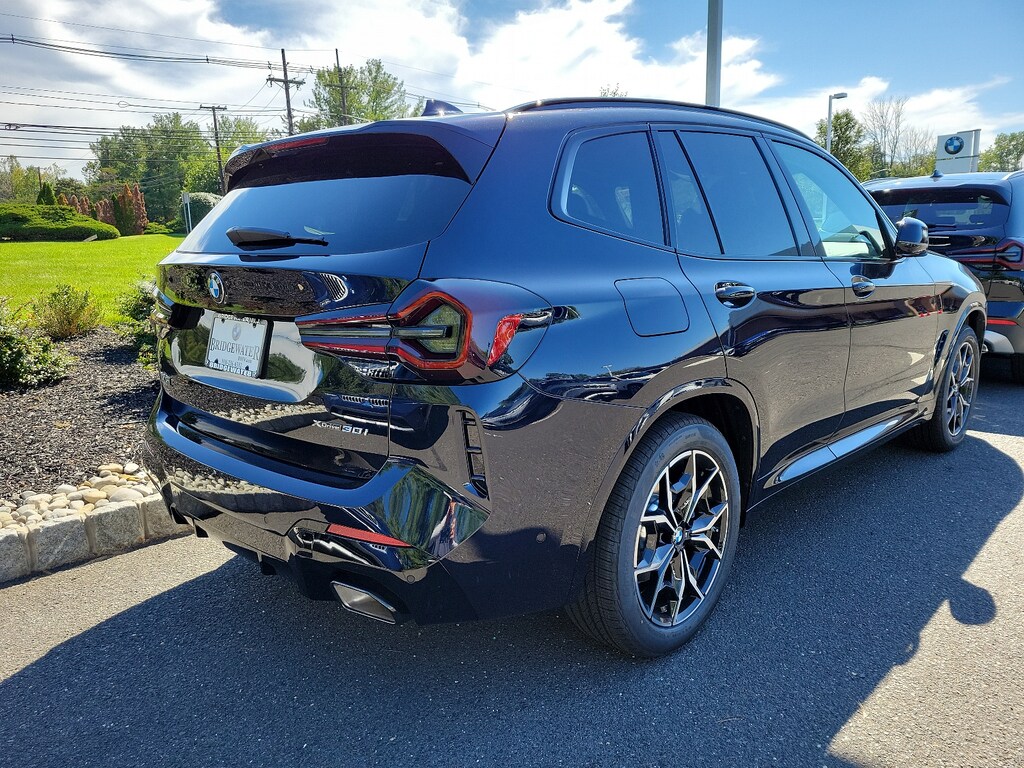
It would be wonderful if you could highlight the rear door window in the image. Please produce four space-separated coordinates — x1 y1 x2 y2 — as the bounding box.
679 132 800 258
559 131 665 245
654 131 722 255
178 134 473 255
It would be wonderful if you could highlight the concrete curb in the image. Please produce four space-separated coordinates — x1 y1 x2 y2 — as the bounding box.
0 493 189 584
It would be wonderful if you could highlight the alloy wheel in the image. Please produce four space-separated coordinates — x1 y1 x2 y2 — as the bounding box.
633 449 729 627
945 340 976 437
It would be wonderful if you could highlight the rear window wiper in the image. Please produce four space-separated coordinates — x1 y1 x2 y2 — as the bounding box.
226 226 328 249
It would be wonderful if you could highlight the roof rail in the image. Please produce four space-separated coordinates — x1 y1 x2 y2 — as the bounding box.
505 97 808 139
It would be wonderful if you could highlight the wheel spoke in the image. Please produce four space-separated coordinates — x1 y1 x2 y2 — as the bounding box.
685 466 719 524
682 551 705 601
635 542 673 576
660 468 675 526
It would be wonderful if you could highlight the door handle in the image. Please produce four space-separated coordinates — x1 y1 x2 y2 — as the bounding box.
714 282 756 307
851 276 876 298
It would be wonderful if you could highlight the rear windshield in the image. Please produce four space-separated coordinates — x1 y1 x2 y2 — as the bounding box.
178 134 472 255
870 186 1010 229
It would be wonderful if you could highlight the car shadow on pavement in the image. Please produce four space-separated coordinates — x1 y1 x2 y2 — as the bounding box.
1 429 1020 767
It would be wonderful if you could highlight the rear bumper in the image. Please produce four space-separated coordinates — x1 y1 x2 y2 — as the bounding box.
984 301 1024 355
143 378 607 623
144 391 488 622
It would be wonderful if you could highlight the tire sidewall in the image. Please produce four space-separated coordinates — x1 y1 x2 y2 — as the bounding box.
612 421 741 656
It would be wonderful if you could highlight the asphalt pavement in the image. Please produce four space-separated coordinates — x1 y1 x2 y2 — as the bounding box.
2 360 1023 768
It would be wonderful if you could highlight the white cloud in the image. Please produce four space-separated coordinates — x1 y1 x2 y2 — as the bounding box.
1 0 1020 178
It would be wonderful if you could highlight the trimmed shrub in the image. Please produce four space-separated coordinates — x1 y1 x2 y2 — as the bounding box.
143 221 173 235
186 191 222 225
0 204 119 241
0 299 72 389
33 284 101 340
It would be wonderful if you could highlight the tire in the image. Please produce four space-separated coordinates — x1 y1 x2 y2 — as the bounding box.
568 414 741 657
908 326 980 452
1010 353 1024 385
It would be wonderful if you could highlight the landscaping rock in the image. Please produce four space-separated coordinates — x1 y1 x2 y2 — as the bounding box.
0 529 30 582
108 487 144 503
28 516 90 571
87 501 144 555
55 484 78 495
81 489 106 504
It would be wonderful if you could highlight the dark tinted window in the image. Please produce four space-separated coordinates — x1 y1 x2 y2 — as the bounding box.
179 135 472 255
655 131 721 255
774 142 887 259
681 132 799 258
563 132 665 244
870 186 1010 229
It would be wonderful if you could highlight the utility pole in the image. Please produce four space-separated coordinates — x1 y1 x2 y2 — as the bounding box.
324 49 351 126
267 49 304 135
201 104 227 194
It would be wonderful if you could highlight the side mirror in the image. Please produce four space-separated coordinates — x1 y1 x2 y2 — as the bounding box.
895 217 928 256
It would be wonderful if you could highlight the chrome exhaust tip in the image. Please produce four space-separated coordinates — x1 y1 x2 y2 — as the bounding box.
331 581 403 624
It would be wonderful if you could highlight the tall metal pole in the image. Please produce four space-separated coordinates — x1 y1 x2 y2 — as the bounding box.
705 0 723 107
201 104 227 194
826 92 847 154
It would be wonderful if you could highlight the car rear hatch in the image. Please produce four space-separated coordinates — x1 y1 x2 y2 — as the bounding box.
871 184 1012 289
154 115 506 489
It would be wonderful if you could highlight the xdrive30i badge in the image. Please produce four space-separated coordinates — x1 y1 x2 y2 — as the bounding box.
207 271 226 304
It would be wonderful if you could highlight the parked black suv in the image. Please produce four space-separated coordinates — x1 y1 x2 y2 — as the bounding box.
867 171 1024 379
145 99 985 656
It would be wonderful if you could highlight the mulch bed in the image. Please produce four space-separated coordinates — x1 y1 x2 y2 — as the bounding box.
0 328 158 499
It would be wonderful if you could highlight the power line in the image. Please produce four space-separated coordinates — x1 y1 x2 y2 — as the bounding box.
0 83 287 111
0 11 336 52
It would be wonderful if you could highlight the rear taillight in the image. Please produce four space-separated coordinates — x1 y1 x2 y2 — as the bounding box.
997 239 1024 266
297 279 552 383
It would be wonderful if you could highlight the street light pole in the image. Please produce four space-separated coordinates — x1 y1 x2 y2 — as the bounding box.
705 0 723 107
825 91 847 154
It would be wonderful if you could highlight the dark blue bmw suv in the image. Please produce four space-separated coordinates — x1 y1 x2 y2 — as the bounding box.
867 171 1024 380
145 99 985 656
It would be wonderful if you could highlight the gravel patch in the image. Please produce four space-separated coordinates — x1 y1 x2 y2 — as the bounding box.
0 328 157 499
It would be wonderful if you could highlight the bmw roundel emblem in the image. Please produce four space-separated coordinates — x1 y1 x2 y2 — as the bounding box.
207 271 226 304
944 136 965 155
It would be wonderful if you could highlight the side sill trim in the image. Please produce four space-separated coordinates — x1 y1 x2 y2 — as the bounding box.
776 416 903 485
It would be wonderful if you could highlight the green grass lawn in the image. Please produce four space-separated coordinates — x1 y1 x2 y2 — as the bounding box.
0 235 183 323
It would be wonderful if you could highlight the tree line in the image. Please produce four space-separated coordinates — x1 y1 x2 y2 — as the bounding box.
815 96 1024 180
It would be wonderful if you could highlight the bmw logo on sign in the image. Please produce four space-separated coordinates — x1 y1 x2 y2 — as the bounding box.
207 271 226 304
944 135 965 155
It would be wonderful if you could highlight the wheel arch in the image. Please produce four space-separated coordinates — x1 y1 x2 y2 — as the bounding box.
566 379 760 600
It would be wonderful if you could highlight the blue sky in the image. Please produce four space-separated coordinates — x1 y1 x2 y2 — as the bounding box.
1 0 1022 178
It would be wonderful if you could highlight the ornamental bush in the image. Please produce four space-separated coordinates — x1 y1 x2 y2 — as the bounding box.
33 285 102 341
185 191 222 225
0 204 119 241
0 299 72 389
35 182 57 206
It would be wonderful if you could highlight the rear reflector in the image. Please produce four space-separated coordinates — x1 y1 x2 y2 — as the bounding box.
488 314 525 366
987 318 1016 326
326 523 410 548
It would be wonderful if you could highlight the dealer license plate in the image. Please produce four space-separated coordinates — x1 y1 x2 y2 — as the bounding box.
205 314 269 378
